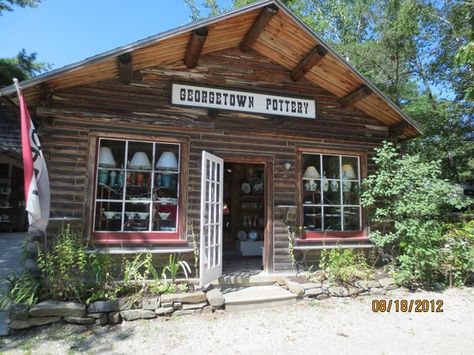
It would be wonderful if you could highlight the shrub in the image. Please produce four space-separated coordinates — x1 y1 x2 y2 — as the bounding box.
319 249 373 284
361 142 471 285
441 220 474 286
161 254 191 283
37 224 87 302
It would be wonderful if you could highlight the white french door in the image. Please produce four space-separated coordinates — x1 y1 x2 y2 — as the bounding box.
199 151 224 286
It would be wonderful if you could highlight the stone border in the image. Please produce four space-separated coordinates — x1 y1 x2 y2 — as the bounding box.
1 287 225 336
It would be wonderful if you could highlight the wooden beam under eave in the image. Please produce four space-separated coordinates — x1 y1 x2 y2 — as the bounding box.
240 5 278 53
184 27 208 69
117 53 133 84
290 45 327 82
389 121 409 138
38 83 53 107
339 85 373 109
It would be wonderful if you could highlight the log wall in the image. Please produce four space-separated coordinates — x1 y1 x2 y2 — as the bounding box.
36 49 388 271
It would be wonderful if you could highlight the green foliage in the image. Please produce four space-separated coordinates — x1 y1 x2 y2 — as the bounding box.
0 49 50 87
37 224 87 302
0 271 40 309
0 0 41 14
441 220 474 286
319 249 373 284
362 142 471 285
161 254 191 283
122 253 159 286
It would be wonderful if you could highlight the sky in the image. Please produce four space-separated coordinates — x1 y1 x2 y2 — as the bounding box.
1 0 233 70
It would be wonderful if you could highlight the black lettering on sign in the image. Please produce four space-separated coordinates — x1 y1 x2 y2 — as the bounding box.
187 89 193 102
248 96 254 108
216 92 221 105
194 90 200 102
285 100 290 112
230 94 235 106
222 93 228 105
303 102 309 114
237 95 247 108
202 91 207 103
180 88 186 101
297 102 302 113
291 102 296 113
209 92 214 104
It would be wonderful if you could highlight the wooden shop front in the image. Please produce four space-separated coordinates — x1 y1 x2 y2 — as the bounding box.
0 0 421 285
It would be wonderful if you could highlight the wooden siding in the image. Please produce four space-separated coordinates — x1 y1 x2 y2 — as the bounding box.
37 49 383 272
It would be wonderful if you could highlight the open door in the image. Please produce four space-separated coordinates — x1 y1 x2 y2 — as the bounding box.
200 151 224 286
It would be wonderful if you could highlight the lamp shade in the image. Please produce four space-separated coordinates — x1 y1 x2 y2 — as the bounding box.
130 152 151 170
303 166 320 179
98 147 116 168
342 164 357 179
156 151 178 170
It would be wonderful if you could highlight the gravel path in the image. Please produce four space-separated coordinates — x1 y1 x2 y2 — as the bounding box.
1 287 473 355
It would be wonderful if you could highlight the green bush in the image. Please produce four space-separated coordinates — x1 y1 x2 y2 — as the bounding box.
441 220 474 286
361 142 471 286
319 249 373 284
37 224 87 302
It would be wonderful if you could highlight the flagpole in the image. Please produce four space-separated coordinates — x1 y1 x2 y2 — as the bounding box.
13 78 21 94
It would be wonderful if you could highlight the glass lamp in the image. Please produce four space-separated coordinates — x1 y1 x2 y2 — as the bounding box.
98 147 116 168
303 166 320 191
342 164 356 192
156 151 178 170
130 152 151 170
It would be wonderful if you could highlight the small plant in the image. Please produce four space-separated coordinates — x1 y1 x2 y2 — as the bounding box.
37 224 87 302
189 221 199 277
161 254 191 283
0 271 40 309
88 252 113 285
319 248 373 284
122 253 159 286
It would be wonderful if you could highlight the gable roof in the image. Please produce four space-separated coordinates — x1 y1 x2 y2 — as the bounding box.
0 0 421 139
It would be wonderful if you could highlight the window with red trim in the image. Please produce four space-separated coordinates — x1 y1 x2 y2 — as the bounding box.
302 153 361 236
93 138 181 239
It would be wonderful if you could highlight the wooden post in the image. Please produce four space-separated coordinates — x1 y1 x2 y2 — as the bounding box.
117 53 133 84
240 5 278 53
184 27 208 69
290 45 327 82
339 85 373 109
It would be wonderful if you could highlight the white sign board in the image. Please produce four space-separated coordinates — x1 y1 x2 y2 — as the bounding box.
172 83 316 119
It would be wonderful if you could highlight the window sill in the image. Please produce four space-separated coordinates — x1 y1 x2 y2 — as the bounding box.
91 231 186 245
300 230 366 241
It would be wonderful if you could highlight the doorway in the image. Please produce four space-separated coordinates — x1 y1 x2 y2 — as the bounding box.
223 162 266 275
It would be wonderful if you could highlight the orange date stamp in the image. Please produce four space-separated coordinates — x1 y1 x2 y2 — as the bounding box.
372 299 444 313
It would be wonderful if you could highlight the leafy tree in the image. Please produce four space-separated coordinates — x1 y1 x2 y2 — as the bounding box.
0 0 41 14
361 142 471 285
0 49 50 87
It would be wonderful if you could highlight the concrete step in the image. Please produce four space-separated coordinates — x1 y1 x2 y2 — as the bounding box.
223 285 297 312
212 273 290 287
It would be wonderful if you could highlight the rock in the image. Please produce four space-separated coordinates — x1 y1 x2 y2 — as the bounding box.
286 281 304 298
201 306 213 314
10 316 60 330
182 302 207 310
0 311 10 324
370 288 386 296
304 287 324 298
317 293 330 300
385 284 399 291
0 324 9 336
108 311 122 324
95 313 108 326
29 301 85 318
329 286 349 297
173 309 195 316
173 302 182 310
160 291 206 304
348 287 360 297
142 297 160 310
155 307 174 316
321 281 330 290
86 313 104 319
368 280 381 288
161 302 173 308
64 316 95 325
121 309 156 321
379 277 396 288
206 288 224 308
8 304 29 320
301 282 322 290
88 300 119 313
355 280 370 290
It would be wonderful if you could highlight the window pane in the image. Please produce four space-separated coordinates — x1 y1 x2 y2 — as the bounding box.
322 155 340 179
96 139 125 200
303 206 322 232
302 154 321 189
153 203 177 232
124 202 150 231
323 206 342 231
343 182 360 205
126 172 152 200
303 190 321 205
155 144 179 173
95 202 122 231
127 141 153 171
322 178 340 205
341 156 359 180
344 207 360 230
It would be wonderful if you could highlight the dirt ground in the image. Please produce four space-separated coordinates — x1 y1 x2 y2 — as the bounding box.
1 287 473 355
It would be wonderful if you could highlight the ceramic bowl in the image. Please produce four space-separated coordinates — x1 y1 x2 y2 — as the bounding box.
126 212 136 220
237 230 247 241
248 230 259 241
137 212 149 220
158 212 171 220
104 211 116 219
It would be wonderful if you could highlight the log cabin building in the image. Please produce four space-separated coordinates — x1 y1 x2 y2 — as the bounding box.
0 0 421 284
